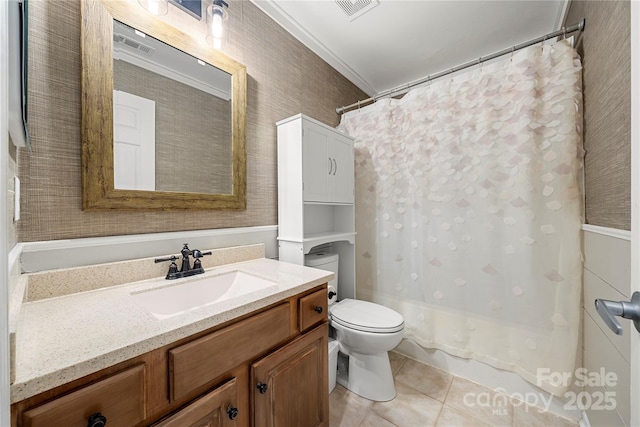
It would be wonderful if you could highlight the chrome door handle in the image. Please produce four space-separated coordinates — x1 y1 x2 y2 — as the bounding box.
594 292 640 335
329 157 333 175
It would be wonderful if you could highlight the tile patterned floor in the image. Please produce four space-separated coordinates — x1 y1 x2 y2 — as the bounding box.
329 352 579 427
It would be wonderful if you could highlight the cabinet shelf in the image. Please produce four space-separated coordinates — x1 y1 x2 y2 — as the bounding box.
278 231 356 254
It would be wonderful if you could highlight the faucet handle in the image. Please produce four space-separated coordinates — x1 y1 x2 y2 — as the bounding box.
192 249 212 259
154 255 178 263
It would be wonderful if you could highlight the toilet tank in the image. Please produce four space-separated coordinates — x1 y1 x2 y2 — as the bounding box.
304 251 339 291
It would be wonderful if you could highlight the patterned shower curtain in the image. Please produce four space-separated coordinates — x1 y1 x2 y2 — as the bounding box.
340 40 583 395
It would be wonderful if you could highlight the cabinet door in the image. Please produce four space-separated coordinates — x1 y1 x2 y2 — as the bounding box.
252 324 329 427
330 134 354 204
302 122 331 203
151 378 239 427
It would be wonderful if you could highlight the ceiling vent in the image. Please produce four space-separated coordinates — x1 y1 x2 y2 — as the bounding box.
335 0 379 21
113 33 155 56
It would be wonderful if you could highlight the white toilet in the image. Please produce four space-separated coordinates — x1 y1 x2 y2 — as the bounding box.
305 251 404 402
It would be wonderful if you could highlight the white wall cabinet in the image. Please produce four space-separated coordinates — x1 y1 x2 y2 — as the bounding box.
277 114 356 300
302 119 354 204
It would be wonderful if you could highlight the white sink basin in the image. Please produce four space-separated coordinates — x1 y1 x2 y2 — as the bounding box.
131 271 278 319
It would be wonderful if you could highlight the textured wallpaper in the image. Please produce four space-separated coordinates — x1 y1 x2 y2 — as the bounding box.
566 0 631 230
18 0 365 242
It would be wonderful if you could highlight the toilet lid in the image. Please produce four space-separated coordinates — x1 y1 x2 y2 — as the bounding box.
330 299 404 333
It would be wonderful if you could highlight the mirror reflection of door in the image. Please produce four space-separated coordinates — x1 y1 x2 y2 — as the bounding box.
113 90 156 191
112 20 233 195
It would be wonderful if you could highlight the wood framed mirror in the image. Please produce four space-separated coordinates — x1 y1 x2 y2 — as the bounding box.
81 0 246 210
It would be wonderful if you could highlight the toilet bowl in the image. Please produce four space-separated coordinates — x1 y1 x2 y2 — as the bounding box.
330 298 404 401
304 251 405 402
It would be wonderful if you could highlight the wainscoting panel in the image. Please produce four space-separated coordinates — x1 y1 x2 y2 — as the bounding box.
582 225 631 427
19 225 278 273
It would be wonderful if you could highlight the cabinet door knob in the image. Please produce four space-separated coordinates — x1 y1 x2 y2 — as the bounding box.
257 382 268 394
227 405 239 420
87 413 107 427
328 157 333 175
314 306 323 314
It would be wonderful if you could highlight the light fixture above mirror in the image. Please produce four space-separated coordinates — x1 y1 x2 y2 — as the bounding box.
136 0 230 50
206 0 228 50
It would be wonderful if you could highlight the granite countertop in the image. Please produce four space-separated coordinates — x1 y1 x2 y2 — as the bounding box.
11 257 332 403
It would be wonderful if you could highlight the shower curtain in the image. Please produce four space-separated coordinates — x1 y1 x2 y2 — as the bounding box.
340 40 583 395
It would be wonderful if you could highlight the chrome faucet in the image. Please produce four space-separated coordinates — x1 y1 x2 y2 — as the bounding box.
155 243 212 280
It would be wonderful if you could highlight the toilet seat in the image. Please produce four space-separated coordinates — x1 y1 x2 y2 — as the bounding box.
330 299 404 333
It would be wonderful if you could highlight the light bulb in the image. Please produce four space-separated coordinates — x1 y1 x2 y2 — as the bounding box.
149 1 159 15
212 12 223 38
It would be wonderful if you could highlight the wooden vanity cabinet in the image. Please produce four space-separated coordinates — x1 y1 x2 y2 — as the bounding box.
252 324 328 427
12 285 329 427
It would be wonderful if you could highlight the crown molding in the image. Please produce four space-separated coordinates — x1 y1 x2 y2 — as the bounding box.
249 0 376 97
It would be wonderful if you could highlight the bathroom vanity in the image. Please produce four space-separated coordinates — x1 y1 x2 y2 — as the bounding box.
9 256 331 427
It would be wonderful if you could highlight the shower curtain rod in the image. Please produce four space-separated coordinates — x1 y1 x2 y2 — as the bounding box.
336 18 586 115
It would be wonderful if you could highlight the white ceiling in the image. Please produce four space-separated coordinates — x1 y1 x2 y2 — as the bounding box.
250 0 571 97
